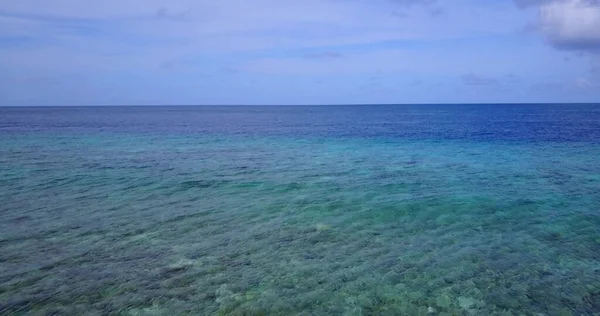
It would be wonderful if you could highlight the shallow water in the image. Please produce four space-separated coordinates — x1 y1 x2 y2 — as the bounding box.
1 105 600 315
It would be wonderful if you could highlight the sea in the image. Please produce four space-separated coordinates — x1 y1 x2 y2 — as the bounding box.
1 104 599 315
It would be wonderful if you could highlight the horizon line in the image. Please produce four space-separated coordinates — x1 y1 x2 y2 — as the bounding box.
1 102 599 107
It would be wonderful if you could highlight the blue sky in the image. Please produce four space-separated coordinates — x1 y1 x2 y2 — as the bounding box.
0 0 599 105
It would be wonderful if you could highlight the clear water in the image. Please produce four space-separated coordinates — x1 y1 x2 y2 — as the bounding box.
1 105 600 315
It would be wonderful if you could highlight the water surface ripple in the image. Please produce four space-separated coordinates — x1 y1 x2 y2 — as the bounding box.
1 105 599 315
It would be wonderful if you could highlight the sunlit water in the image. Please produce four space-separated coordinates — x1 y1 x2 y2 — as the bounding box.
1 105 599 315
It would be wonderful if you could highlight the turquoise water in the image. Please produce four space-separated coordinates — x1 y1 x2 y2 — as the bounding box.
1 105 600 315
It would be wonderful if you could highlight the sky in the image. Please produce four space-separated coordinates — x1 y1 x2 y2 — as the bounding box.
0 0 599 105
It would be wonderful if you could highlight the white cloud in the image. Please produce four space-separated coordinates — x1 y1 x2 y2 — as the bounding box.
536 0 600 51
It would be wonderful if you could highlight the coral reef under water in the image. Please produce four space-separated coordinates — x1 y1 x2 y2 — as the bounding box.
1 131 599 315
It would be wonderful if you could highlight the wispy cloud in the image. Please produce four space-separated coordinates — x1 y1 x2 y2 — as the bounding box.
514 0 554 8
0 0 598 104
574 76 600 89
303 52 344 59
461 74 499 86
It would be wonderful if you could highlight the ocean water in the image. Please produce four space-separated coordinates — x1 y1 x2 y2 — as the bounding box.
1 104 600 316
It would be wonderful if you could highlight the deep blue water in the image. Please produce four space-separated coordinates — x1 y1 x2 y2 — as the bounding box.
1 104 600 315
2 104 600 142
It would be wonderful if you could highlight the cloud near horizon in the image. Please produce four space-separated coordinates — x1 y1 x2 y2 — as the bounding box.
0 0 599 105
